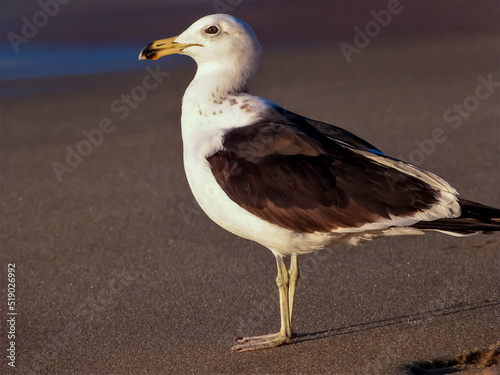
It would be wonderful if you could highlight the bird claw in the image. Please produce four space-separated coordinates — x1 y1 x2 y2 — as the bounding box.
231 332 292 352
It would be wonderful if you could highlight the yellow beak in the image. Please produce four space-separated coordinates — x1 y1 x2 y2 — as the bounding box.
138 36 201 60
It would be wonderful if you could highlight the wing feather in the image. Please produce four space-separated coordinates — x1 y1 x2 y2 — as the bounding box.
207 111 449 233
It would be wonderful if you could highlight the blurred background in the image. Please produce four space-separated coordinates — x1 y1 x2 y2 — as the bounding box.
2 0 498 93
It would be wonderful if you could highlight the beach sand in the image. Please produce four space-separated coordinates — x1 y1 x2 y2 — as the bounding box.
1 0 499 374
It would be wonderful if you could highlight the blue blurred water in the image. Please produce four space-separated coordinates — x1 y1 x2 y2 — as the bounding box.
0 43 144 81
0 42 179 97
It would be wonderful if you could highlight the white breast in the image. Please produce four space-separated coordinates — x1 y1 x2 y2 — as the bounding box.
179 91 331 255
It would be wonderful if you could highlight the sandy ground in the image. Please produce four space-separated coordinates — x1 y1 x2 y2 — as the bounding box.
1 1 499 374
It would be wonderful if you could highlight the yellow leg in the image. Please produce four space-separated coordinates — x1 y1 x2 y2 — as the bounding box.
276 255 292 338
288 254 299 329
232 255 296 351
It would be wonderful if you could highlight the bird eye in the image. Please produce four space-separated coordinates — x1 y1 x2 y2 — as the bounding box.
205 26 219 35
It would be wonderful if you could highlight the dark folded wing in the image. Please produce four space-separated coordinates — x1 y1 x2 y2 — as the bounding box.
207 113 441 233
266 105 384 155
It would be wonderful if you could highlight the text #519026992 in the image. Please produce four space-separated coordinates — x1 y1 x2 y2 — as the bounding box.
7 264 16 368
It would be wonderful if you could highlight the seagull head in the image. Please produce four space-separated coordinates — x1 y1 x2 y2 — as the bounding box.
139 14 262 93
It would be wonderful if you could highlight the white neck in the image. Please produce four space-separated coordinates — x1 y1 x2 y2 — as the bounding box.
181 59 251 135
180 50 264 153
185 56 254 102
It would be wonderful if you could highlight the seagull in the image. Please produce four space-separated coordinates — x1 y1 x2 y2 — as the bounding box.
139 14 500 351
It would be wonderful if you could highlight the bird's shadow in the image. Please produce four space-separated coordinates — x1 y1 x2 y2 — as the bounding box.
294 299 499 344
293 299 500 373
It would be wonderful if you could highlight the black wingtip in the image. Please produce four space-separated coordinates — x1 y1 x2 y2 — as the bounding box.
411 198 500 234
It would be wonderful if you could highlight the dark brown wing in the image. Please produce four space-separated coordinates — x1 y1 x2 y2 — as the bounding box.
268 105 384 155
207 116 439 233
